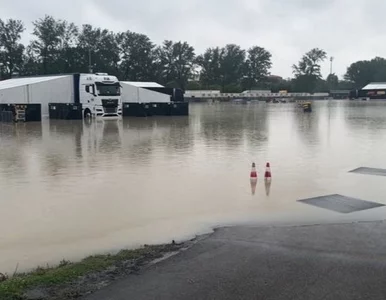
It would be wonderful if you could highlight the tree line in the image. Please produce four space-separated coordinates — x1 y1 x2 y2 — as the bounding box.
0 15 385 92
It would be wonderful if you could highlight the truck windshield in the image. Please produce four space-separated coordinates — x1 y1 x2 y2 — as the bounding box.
95 83 121 96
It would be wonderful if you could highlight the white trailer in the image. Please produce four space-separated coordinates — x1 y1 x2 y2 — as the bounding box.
0 73 122 118
120 81 171 103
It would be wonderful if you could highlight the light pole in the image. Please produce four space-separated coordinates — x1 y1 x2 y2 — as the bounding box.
330 56 334 75
0 62 3 80
88 49 93 73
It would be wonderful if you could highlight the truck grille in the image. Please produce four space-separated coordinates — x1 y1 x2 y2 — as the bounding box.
104 107 117 114
102 99 118 107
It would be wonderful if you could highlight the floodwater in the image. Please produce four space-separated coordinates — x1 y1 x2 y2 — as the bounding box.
2 101 386 273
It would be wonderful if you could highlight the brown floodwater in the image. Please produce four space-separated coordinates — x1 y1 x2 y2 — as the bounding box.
1 101 386 273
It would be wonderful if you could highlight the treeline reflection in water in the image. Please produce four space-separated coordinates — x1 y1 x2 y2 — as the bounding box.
2 101 386 183
2 101 386 274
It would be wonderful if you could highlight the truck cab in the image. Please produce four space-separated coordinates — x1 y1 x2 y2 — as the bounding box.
80 73 122 118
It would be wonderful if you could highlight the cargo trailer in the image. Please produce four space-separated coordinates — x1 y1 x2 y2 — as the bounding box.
120 81 187 117
120 82 171 104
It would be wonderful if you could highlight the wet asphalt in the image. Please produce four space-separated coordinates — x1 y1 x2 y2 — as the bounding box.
85 221 386 300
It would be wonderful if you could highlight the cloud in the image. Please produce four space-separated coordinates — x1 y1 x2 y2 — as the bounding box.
0 0 385 78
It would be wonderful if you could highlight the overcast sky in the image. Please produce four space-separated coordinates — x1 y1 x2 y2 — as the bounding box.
0 0 384 79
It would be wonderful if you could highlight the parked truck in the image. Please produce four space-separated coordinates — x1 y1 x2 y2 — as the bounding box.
0 73 122 119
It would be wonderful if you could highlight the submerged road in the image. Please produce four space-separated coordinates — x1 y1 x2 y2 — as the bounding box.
85 221 386 300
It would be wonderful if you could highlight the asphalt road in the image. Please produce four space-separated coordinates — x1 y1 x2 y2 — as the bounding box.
85 221 386 300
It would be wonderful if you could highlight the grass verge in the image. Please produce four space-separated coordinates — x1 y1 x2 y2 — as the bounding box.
0 244 181 300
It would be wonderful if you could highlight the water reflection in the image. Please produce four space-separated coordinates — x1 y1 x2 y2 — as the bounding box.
121 118 158 164
82 119 123 156
99 120 122 153
265 179 272 196
3 101 386 273
49 120 83 158
156 117 193 154
0 122 43 178
200 106 245 148
250 179 257 195
343 101 386 132
198 103 269 152
121 117 194 164
244 104 269 150
293 107 320 148
0 121 43 140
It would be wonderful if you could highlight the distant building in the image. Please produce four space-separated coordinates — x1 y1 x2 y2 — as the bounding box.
312 92 330 98
185 90 221 98
329 90 350 99
241 89 271 95
184 89 313 101
358 82 386 99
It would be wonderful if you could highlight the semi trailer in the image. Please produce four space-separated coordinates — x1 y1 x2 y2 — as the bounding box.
120 81 188 117
0 73 122 119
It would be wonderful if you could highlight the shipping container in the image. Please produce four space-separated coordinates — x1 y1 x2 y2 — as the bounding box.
49 103 83 120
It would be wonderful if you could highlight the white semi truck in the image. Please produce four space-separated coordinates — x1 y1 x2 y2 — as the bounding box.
0 73 122 118
80 73 122 118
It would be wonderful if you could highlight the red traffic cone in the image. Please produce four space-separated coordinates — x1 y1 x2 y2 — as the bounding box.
250 162 258 179
264 162 272 180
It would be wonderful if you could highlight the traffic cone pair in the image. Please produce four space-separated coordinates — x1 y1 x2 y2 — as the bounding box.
250 162 272 180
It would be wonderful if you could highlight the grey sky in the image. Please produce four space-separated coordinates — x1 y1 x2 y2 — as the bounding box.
0 0 384 79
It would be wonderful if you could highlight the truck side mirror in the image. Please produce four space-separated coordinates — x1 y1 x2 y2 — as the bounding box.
85 85 90 93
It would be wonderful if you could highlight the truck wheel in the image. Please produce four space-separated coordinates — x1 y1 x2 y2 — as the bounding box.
84 108 92 119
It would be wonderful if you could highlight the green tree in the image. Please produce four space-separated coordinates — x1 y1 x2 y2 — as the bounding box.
292 48 327 92
326 73 339 90
196 47 222 87
242 46 272 90
118 31 155 81
219 44 245 89
156 40 195 90
268 77 292 93
293 48 327 77
345 57 386 88
19 45 39 76
0 63 5 79
372 57 386 82
77 24 120 75
56 22 79 73
0 18 25 78
314 78 329 92
31 15 68 74
344 60 372 88
337 80 354 90
186 80 202 90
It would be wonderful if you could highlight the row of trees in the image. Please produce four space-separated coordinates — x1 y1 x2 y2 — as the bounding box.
0 16 197 89
0 15 385 92
195 44 272 92
289 49 386 92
